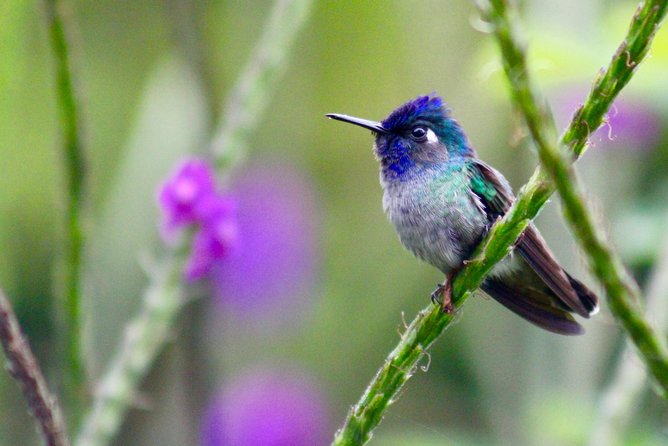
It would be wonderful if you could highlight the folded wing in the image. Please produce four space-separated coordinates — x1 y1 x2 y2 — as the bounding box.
467 160 599 333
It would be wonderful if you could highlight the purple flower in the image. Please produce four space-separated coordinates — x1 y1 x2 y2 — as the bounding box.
200 367 330 446
185 194 239 280
211 162 319 316
158 157 238 281
158 158 217 238
551 87 661 152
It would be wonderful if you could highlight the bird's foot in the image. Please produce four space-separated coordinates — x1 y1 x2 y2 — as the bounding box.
431 283 445 306
430 279 454 314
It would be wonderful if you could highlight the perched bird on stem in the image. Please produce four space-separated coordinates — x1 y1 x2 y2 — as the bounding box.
327 95 598 335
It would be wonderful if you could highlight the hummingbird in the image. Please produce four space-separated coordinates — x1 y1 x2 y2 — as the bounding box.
326 95 598 335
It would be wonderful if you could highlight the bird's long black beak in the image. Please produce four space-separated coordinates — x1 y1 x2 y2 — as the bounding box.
325 113 389 134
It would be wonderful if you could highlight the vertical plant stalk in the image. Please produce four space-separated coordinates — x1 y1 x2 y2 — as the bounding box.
43 0 88 412
0 289 70 446
480 0 668 393
75 1 313 444
210 0 312 171
332 1 668 444
588 225 668 446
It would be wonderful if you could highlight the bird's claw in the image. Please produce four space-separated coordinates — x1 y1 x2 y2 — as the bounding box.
430 283 445 305
430 282 454 314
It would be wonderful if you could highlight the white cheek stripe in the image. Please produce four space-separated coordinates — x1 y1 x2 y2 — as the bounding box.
426 129 439 143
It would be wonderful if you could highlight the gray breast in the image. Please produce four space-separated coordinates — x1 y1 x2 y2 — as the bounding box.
381 167 488 274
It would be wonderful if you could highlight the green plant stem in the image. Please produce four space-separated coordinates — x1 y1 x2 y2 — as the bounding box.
0 289 70 446
43 0 87 415
480 0 668 393
333 1 668 444
75 1 313 444
562 0 668 159
588 223 668 446
210 0 313 171
75 256 183 446
332 177 538 446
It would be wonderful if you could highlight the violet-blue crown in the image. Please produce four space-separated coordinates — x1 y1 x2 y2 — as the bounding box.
381 94 473 158
381 95 447 131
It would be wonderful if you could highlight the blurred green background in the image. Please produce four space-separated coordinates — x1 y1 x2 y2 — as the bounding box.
2 0 668 445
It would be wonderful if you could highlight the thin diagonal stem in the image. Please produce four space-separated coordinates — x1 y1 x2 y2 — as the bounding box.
75 1 313 444
0 289 70 446
75 255 184 446
563 0 668 158
480 0 668 393
587 221 668 446
43 0 87 414
332 1 668 444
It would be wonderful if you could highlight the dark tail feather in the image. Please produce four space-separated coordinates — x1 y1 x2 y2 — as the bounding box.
517 225 599 318
482 279 585 336
566 272 599 316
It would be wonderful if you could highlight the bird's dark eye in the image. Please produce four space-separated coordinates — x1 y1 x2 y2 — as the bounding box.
410 126 428 141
